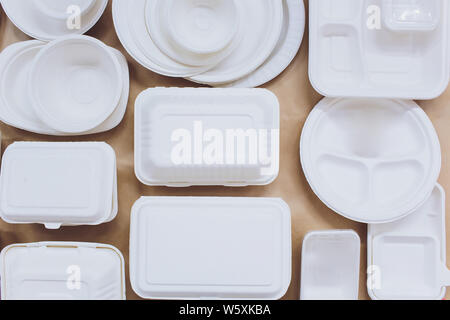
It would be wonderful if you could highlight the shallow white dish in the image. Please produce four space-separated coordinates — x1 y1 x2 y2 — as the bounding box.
34 0 95 20
129 197 291 300
368 184 450 300
309 0 449 99
29 35 122 134
134 88 280 187
0 142 117 229
300 98 441 224
0 0 108 41
188 0 283 84
1 242 125 300
300 230 360 300
0 40 129 136
225 0 305 88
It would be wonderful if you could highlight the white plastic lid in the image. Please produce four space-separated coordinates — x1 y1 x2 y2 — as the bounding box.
129 197 292 300
1 242 125 300
135 88 280 187
300 98 441 224
0 142 117 229
300 230 361 300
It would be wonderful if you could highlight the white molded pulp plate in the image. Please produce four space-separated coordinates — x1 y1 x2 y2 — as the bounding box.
130 197 292 300
135 88 280 187
1 242 125 300
300 97 441 224
0 142 117 229
368 184 449 300
309 0 449 99
300 230 360 300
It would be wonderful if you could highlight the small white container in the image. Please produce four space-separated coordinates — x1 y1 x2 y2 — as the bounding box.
1 242 126 300
29 35 123 134
300 230 360 300
0 0 108 41
135 88 280 187
300 97 441 224
0 142 118 229
129 197 292 300
368 184 450 300
309 0 449 99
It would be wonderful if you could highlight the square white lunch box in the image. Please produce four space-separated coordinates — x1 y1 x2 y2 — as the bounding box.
309 0 449 99
368 184 450 300
0 242 126 300
300 230 361 300
129 197 291 300
0 142 118 229
134 87 280 187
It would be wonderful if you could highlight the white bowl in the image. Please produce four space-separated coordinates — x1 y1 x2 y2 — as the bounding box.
33 0 95 20
165 0 239 55
29 35 123 133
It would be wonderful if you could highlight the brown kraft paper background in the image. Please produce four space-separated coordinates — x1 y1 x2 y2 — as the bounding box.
1 1 449 300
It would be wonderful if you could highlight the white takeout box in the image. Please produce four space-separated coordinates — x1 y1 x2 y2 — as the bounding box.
300 230 361 300
309 0 449 99
368 184 450 300
0 242 126 300
129 197 292 300
135 88 280 187
0 142 118 229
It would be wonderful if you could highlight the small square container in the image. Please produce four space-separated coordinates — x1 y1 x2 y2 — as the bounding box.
300 230 361 300
383 0 441 32
0 142 118 229
135 88 280 187
129 197 292 300
0 242 126 300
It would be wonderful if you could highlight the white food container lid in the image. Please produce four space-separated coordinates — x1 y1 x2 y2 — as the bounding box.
135 87 280 187
129 197 292 300
0 142 117 229
368 184 450 300
300 230 361 300
0 242 126 300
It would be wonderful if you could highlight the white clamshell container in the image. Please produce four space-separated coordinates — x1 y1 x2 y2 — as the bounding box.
368 184 450 300
309 0 449 99
135 88 280 187
300 230 360 300
1 242 126 300
300 98 441 224
0 0 108 41
130 197 292 300
0 142 118 229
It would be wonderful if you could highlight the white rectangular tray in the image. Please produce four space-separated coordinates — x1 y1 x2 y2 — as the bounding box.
0 142 117 229
134 88 280 187
129 197 291 300
0 242 126 300
309 0 449 99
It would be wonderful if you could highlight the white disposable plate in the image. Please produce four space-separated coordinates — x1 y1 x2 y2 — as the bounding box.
0 0 108 41
300 230 360 300
134 88 280 187
1 242 125 300
145 0 243 67
224 0 305 88
0 41 128 136
29 35 122 134
129 197 292 300
188 0 284 84
113 0 208 77
300 98 441 224
309 0 449 99
33 0 95 20
368 184 449 300
0 142 117 229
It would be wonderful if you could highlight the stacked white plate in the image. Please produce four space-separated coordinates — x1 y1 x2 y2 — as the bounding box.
0 35 129 135
113 0 305 88
1 242 126 300
0 0 108 41
0 142 118 229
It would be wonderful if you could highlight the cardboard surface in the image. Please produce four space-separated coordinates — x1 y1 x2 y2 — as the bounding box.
0 1 449 300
